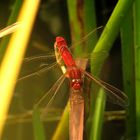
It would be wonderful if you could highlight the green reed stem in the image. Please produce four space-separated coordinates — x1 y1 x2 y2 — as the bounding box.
120 8 136 139
33 107 46 140
89 89 106 140
52 102 69 140
134 0 140 139
90 0 134 140
91 0 134 76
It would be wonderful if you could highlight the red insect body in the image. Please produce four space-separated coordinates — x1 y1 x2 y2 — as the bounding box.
55 36 83 91
55 37 76 67
68 68 82 90
61 48 76 67
55 36 67 47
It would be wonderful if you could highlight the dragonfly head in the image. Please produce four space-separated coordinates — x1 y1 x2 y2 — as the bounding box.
55 36 67 49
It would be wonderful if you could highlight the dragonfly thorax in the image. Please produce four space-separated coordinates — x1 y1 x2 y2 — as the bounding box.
55 36 76 67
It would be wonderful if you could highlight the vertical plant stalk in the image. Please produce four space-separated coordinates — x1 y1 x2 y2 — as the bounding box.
120 8 136 139
52 102 69 140
67 1 98 139
134 0 140 139
0 0 40 137
89 89 106 140
91 0 134 76
33 107 46 140
89 0 134 139
69 59 87 140
67 0 97 56
52 0 98 139
69 90 84 140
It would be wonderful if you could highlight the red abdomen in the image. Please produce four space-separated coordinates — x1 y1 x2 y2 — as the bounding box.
55 36 83 90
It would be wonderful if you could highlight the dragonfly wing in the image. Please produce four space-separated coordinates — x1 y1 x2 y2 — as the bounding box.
82 70 128 108
15 56 63 114
18 53 57 82
35 74 65 107
18 62 58 81
23 54 55 63
70 26 103 50
35 74 69 119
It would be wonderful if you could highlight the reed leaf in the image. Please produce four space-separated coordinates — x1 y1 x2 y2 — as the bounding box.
33 107 46 140
91 0 134 76
52 102 69 140
120 8 136 139
134 0 140 139
0 0 40 137
89 89 106 140
89 0 134 140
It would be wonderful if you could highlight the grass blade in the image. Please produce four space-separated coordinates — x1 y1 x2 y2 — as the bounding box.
134 0 140 139
67 0 98 56
89 89 106 140
52 102 69 140
0 0 40 137
89 0 134 139
91 0 134 76
33 107 46 140
120 8 136 139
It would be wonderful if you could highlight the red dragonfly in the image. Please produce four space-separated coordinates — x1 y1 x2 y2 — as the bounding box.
10 25 128 140
24 36 128 140
54 37 128 140
0 23 128 140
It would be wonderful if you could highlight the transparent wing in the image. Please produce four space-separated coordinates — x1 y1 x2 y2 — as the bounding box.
18 62 58 82
14 59 69 129
69 26 103 59
35 74 66 111
17 53 57 82
74 51 109 66
82 70 128 108
70 26 103 50
23 53 55 63
15 53 63 114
